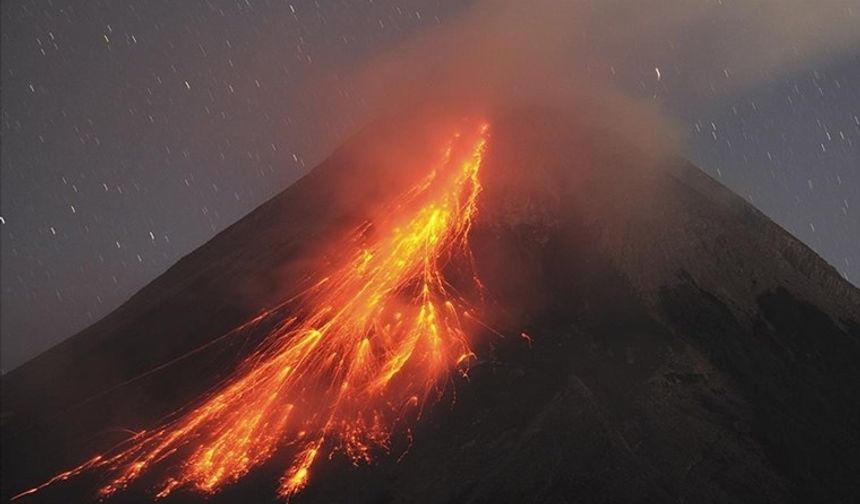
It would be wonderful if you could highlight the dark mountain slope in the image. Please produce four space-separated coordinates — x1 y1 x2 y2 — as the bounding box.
2 109 858 504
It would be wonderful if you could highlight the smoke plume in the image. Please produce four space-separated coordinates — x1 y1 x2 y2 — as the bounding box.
314 0 859 156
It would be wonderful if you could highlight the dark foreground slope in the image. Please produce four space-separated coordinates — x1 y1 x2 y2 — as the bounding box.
2 109 859 504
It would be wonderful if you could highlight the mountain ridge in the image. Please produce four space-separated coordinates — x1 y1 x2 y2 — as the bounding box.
2 108 858 503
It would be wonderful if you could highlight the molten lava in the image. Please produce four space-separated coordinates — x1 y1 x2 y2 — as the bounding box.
14 120 490 501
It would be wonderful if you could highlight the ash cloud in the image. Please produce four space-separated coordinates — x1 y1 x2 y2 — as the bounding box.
573 0 860 98
315 0 859 156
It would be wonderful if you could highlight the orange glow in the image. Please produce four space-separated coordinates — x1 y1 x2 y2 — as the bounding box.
13 120 490 501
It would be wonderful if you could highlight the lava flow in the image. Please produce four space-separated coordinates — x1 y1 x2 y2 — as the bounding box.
14 120 490 502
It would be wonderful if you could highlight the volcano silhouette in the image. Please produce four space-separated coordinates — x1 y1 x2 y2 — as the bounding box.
2 109 859 504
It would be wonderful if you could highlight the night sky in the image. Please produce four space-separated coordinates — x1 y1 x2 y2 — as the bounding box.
2 0 858 372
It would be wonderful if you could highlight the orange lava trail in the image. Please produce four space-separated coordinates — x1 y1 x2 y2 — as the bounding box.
13 120 490 502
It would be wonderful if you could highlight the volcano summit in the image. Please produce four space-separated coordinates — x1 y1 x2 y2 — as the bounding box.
2 109 859 504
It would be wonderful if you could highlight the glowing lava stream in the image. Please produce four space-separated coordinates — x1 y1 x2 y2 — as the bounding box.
14 120 490 502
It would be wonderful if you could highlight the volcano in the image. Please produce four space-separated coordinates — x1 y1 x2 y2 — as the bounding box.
2 109 859 504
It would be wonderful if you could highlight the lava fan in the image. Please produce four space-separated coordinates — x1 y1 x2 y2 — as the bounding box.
13 120 491 502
